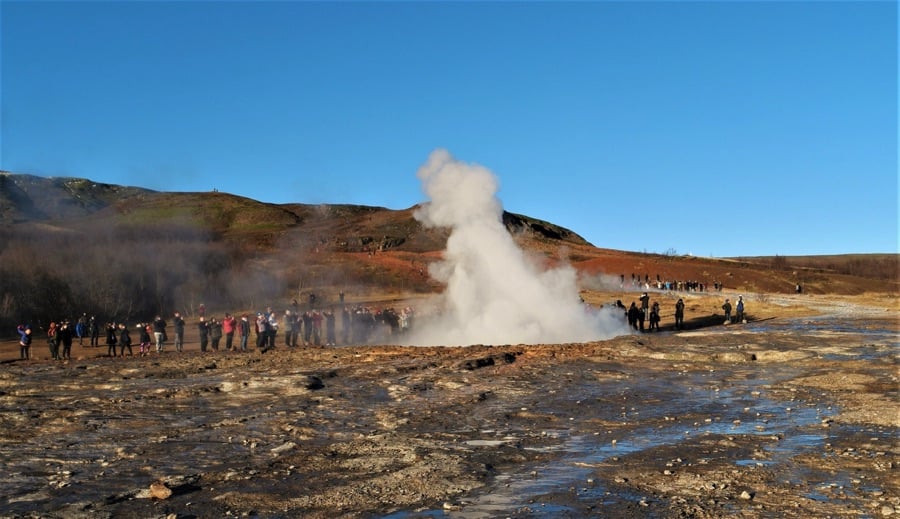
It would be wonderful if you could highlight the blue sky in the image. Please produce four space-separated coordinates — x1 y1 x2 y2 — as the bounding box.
2 1 897 257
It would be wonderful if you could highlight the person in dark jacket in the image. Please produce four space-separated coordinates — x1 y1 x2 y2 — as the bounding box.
238 314 251 352
198 317 209 352
173 311 186 352
58 321 74 360
118 323 133 357
648 302 660 331
152 316 167 353
139 323 152 356
674 298 685 330
106 322 118 357
627 302 640 330
89 316 100 347
209 317 222 351
637 304 646 331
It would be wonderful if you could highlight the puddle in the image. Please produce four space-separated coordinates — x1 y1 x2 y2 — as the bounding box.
387 360 857 518
748 317 898 343
446 403 830 517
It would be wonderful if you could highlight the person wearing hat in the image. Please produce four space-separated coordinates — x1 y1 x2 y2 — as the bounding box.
722 298 732 324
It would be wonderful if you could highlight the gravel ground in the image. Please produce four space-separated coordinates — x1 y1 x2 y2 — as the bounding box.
0 292 896 518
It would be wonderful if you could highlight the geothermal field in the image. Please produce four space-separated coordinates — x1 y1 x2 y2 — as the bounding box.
0 291 897 519
1 153 897 518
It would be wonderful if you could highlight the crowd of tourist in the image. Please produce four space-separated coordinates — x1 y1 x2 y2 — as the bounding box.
620 272 727 293
14 296 416 360
617 291 747 332
15 284 749 360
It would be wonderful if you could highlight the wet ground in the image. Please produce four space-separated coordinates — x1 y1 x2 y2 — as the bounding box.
0 296 897 518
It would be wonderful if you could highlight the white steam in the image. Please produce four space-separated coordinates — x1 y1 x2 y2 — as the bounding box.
406 149 629 346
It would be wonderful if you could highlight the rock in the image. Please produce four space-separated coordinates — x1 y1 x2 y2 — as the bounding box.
462 356 495 370
882 505 895 516
150 480 172 500
306 376 324 390
740 490 754 500
271 441 297 455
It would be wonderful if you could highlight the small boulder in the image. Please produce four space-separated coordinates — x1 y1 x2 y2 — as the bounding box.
150 480 172 500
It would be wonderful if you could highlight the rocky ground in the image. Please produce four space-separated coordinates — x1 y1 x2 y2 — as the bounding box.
0 291 897 518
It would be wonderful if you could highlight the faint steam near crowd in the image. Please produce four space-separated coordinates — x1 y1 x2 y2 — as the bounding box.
406 149 629 346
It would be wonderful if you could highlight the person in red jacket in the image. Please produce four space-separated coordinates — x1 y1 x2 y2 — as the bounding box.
222 313 236 351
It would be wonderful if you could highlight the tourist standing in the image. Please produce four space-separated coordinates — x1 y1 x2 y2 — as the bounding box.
639 292 650 322
209 317 222 351
222 313 236 351
76 314 87 345
283 310 296 347
18 324 32 360
238 314 251 352
674 298 685 330
325 309 336 346
47 321 59 360
627 302 640 330
267 311 278 349
255 314 268 350
152 315 167 353
649 302 660 331
198 317 209 352
118 323 133 357
58 321 73 360
106 322 118 357
302 311 313 345
89 316 100 347
173 311 186 352
139 323 152 356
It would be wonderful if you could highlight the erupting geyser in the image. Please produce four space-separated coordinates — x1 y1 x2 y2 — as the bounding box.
405 149 630 346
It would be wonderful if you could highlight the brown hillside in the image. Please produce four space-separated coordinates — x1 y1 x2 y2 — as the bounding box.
1 173 896 305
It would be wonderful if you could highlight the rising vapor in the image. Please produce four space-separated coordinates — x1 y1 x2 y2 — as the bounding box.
406 149 630 346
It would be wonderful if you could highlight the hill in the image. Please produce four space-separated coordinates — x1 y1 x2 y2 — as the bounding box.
0 171 896 332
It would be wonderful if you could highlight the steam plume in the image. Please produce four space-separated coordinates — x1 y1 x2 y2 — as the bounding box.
407 149 629 346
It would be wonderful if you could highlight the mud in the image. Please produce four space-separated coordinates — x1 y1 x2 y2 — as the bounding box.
0 295 897 518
